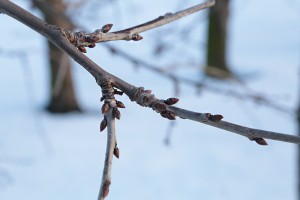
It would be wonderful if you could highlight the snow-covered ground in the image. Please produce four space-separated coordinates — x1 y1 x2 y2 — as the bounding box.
0 0 300 199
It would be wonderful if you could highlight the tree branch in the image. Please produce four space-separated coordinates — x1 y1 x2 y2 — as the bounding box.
98 105 116 200
1 0 299 199
0 0 298 145
59 0 215 51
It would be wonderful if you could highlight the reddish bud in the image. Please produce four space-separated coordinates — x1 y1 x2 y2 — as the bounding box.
164 98 179 105
160 110 176 120
254 138 268 145
132 34 143 41
116 101 125 108
102 180 111 198
102 24 113 33
100 118 107 132
113 147 120 159
113 108 121 120
78 46 87 53
102 188 109 198
144 90 152 94
207 113 223 122
88 43 96 48
102 103 110 114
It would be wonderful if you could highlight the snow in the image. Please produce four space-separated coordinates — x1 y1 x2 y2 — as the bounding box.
0 0 299 199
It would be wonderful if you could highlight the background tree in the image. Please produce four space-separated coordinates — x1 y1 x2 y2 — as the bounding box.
33 0 80 113
205 0 231 78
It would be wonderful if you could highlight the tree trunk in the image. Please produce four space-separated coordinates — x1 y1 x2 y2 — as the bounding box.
33 0 81 113
205 0 231 78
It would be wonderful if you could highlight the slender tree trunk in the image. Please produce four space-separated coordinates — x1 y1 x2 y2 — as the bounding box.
205 0 231 78
34 0 81 113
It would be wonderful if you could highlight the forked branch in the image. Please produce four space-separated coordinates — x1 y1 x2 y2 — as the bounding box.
0 1 299 200
59 0 215 52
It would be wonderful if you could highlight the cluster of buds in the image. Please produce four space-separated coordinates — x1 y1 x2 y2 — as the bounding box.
74 24 113 53
151 96 179 120
100 100 125 132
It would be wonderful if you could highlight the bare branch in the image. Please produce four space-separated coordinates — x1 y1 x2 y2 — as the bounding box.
60 0 215 48
0 0 298 146
104 44 292 114
167 106 300 144
98 106 116 200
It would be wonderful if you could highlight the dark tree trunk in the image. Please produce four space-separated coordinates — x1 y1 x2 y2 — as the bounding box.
33 0 81 113
205 0 231 78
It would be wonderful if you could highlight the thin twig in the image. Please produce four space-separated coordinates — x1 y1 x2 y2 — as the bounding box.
104 44 292 114
167 106 300 144
59 0 215 48
98 106 116 200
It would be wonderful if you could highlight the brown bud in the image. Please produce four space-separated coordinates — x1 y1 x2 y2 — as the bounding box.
144 90 152 94
254 138 268 146
160 110 176 120
102 103 110 114
207 113 223 122
102 180 111 198
78 46 87 53
113 108 121 120
88 43 96 48
102 24 113 33
102 188 109 198
100 118 107 132
116 101 125 108
113 147 120 159
132 34 143 41
164 98 179 105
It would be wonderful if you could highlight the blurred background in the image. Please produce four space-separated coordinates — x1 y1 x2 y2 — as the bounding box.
0 0 300 199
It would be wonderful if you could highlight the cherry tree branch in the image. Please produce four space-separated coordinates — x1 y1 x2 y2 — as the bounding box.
98 108 115 200
0 1 299 199
59 0 215 51
0 0 298 144
103 44 292 114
